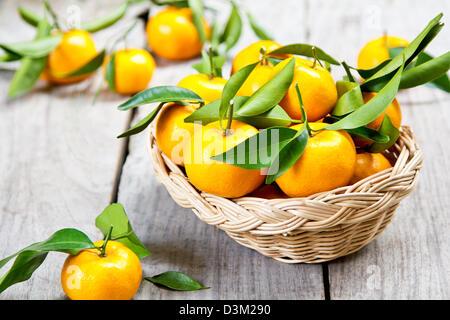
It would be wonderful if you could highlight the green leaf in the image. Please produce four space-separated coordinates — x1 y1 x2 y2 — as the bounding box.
363 13 443 87
192 50 226 77
399 51 450 91
332 80 364 116
0 34 62 58
80 2 129 33
186 96 293 128
246 12 273 41
326 59 404 130
18 6 41 27
265 128 309 184
221 2 242 52
210 20 221 51
8 19 52 99
324 116 389 143
266 57 283 66
188 0 207 43
352 60 391 79
368 114 399 153
106 53 116 92
52 50 106 78
117 86 203 111
0 228 95 271
268 43 340 65
0 52 21 63
145 271 209 291
219 62 258 123
117 102 165 138
211 126 298 169
236 58 295 117
95 203 151 259
0 251 48 294
149 0 189 7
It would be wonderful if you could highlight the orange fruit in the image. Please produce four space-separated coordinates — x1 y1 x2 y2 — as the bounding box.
357 35 409 70
273 57 338 122
41 29 97 84
231 40 285 74
106 48 156 95
146 7 210 61
155 103 198 166
350 152 392 184
247 184 288 199
276 123 356 197
184 120 265 198
61 240 142 300
177 74 227 104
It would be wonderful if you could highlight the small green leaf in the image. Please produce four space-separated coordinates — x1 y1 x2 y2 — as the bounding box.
80 2 129 33
352 60 391 79
145 271 209 291
326 59 404 130
236 58 295 117
95 203 151 259
0 52 21 63
18 6 42 27
269 43 340 65
368 114 399 153
0 34 62 58
246 12 273 40
52 50 106 78
117 102 165 138
8 19 52 99
219 62 258 123
106 53 116 92
221 2 242 52
117 86 203 111
266 57 283 66
332 80 364 116
188 0 207 43
192 50 226 77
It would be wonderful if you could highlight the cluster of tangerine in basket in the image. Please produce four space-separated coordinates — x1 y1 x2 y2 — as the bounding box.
153 40 399 199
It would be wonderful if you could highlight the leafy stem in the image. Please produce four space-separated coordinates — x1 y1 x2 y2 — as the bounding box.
43 0 61 30
98 225 113 257
225 100 234 135
342 61 356 82
311 46 324 69
208 46 215 80
260 47 268 66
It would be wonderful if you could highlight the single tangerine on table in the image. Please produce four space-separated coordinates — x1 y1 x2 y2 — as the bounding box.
177 73 227 104
184 120 265 198
350 152 392 184
357 35 409 70
276 123 356 198
155 102 199 166
106 48 156 95
273 57 338 122
61 240 142 300
41 29 98 84
146 7 210 61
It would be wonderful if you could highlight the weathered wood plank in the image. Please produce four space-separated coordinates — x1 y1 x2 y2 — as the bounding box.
117 0 325 299
0 0 136 299
303 0 450 299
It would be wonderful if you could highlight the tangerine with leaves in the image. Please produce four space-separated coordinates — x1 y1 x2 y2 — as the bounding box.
357 35 409 70
61 240 142 300
106 48 156 95
146 7 210 61
184 120 265 198
155 102 198 166
276 123 356 197
273 57 338 122
41 29 98 84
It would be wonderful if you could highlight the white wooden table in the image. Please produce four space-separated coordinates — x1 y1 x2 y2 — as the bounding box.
0 0 449 300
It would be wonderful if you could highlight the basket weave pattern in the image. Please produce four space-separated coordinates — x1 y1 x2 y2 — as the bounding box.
148 126 422 263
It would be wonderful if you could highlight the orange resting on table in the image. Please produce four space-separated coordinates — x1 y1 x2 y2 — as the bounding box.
41 29 98 84
61 240 142 300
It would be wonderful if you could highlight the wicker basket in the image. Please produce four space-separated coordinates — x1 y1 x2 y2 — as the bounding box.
148 126 423 263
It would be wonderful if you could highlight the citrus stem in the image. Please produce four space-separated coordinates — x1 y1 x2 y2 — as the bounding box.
98 225 113 257
43 0 61 30
311 47 323 69
225 100 234 135
260 47 268 66
342 61 355 82
208 46 215 80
